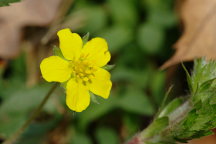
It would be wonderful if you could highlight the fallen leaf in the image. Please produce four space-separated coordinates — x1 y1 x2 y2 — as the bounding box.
0 0 62 59
162 0 216 69
178 134 216 144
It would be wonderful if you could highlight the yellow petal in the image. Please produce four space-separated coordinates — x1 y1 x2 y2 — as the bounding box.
89 68 112 99
40 56 71 82
66 79 90 112
82 38 111 67
57 28 83 60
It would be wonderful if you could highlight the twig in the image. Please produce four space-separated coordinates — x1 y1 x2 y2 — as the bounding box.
41 0 74 45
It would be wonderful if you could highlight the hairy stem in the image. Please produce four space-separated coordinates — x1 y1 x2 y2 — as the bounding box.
126 100 192 144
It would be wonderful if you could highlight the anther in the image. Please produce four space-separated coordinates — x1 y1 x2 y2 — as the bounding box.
83 77 89 82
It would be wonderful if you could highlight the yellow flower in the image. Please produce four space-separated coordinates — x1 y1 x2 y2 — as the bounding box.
40 28 112 112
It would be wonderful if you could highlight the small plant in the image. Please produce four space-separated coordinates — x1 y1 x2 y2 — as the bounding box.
127 59 216 144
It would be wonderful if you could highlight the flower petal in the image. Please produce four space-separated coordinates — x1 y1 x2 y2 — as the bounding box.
57 28 83 60
66 79 90 112
40 56 71 82
89 68 112 99
82 38 111 67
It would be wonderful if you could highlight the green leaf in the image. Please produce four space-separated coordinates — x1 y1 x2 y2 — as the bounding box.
148 10 177 28
199 78 216 92
71 133 92 144
108 0 138 27
98 26 133 53
79 6 108 33
158 98 184 118
77 95 117 130
0 0 20 6
90 92 100 104
53 45 64 59
82 32 90 44
144 0 177 28
0 84 55 137
181 63 192 93
102 64 115 71
16 117 60 144
191 59 216 103
138 23 165 54
150 71 165 105
95 127 119 144
111 66 150 89
123 114 141 139
158 85 173 111
119 87 154 115
192 59 216 93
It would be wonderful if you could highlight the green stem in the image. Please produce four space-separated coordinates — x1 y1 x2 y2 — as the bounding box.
125 100 192 144
3 83 59 144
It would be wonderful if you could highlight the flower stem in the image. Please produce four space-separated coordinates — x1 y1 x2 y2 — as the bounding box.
3 83 59 144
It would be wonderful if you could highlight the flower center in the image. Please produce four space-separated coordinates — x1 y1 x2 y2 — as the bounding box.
69 57 96 85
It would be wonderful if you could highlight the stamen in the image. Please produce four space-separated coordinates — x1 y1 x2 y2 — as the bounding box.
83 77 89 82
69 58 95 84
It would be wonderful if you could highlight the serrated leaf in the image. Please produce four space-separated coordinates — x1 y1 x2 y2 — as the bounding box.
199 78 216 92
181 63 192 93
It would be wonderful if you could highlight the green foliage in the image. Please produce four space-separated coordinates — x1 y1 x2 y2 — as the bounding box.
144 0 177 28
138 23 165 54
77 96 117 130
150 71 166 105
0 0 178 143
53 45 65 59
98 26 133 53
0 84 57 137
107 0 138 27
95 127 119 144
102 64 115 71
158 97 184 118
142 117 169 138
171 59 216 142
82 32 90 44
16 118 60 144
78 6 108 34
71 133 92 144
119 87 154 115
0 0 20 6
139 59 216 144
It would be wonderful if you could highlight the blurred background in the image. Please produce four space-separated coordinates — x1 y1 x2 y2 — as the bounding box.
0 0 206 144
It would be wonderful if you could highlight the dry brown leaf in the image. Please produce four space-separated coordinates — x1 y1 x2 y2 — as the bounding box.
0 0 62 59
178 134 216 144
162 0 216 69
